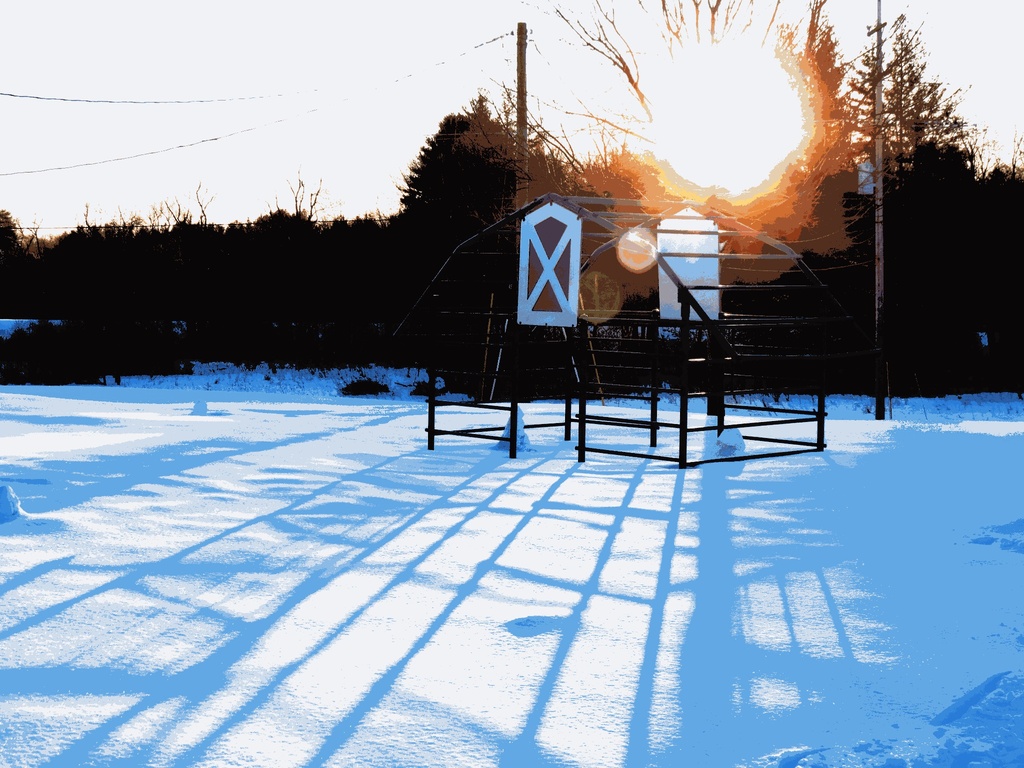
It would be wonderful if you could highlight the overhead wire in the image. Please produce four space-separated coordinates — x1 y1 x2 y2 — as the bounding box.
3 32 514 108
4 20 972 233
0 30 512 179
0 89 318 105
0 110 319 178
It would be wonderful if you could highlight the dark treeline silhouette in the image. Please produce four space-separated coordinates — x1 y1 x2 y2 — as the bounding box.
0 210 401 382
2 213 392 321
2 50 1024 395
0 95 644 384
833 140 1024 396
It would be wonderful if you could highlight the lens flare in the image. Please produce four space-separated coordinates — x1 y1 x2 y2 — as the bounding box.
615 227 658 274
641 40 813 200
579 269 624 323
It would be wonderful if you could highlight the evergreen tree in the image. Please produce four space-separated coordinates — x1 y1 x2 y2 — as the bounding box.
399 95 518 233
0 210 22 264
850 14 966 176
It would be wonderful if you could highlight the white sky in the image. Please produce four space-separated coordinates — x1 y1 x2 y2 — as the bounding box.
1 1 1019 233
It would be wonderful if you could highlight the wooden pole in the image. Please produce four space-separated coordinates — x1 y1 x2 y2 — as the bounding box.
870 0 887 420
516 22 529 209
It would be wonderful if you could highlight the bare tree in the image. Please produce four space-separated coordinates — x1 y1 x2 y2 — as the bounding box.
147 203 171 231
287 171 324 221
22 219 44 258
555 1 652 119
555 0 854 241
961 126 997 179
658 0 688 46
162 198 193 226
1011 132 1024 180
115 208 142 230
760 0 782 46
0 212 49 261
195 183 215 227
557 0 788 128
655 0 776 46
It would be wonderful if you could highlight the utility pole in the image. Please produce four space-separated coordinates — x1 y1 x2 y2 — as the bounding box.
516 22 529 209
869 0 887 420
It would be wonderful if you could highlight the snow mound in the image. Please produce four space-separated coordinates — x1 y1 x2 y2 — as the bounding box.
495 407 532 452
1 485 24 522
118 362 429 400
709 426 745 458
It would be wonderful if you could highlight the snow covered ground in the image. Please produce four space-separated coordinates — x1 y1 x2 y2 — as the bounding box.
1 364 1022 767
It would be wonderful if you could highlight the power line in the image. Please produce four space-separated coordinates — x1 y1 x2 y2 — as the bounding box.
433 31 514 68
0 110 318 177
1 33 512 108
0 31 512 179
0 90 317 105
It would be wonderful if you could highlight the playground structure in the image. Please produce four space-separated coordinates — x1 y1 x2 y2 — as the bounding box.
398 194 876 468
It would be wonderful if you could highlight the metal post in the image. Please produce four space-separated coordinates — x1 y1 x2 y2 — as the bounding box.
819 387 827 454
679 310 690 469
509 320 519 459
650 325 659 448
577 321 587 463
817 291 828 451
565 329 574 442
708 339 725 436
427 367 436 450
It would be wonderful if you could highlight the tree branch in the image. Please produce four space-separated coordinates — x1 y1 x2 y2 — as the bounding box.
659 0 689 49
556 3 653 119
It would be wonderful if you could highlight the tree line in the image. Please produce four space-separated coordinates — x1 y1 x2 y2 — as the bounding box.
1 8 1022 394
0 95 652 384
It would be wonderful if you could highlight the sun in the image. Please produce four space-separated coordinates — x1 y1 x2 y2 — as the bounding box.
640 40 812 199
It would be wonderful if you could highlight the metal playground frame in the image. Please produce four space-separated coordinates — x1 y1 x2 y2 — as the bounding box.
397 194 876 468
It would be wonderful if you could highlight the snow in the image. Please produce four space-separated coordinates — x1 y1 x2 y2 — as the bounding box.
1 364 1022 767
0 485 23 522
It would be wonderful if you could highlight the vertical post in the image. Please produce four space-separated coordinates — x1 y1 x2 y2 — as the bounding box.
816 385 826 451
871 0 887 420
427 367 437 450
679 292 691 469
650 324 659 448
564 328 574 442
516 22 529 210
708 341 725 436
817 291 828 451
577 321 587 463
510 320 519 459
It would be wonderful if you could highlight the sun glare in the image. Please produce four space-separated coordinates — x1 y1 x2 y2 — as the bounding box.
641 40 811 198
